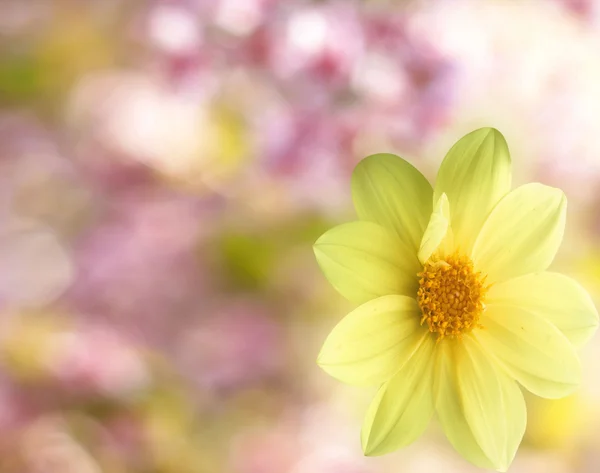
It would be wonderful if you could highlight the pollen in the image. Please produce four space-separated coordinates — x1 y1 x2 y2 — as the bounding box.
417 252 488 340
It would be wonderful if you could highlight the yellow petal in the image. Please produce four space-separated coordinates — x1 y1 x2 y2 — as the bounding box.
317 295 426 386
361 333 435 455
313 221 420 304
475 305 581 399
434 128 511 255
352 153 433 252
488 272 599 347
418 193 454 263
435 337 526 472
472 183 566 283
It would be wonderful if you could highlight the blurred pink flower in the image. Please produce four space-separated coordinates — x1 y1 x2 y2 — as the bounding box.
252 104 357 213
175 299 283 392
0 218 74 311
0 376 37 436
0 114 79 211
238 8 455 215
357 13 457 149
230 405 372 473
98 412 147 470
230 421 299 473
135 0 213 94
255 2 364 95
67 71 207 175
46 323 150 400
63 191 211 346
0 0 51 36
532 71 600 202
145 3 203 56
0 116 84 312
115 2 458 219
555 0 596 19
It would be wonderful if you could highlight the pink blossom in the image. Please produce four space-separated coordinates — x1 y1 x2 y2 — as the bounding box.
46 324 150 400
175 299 283 392
63 191 211 347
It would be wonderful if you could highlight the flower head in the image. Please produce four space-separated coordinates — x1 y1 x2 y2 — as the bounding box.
313 128 599 471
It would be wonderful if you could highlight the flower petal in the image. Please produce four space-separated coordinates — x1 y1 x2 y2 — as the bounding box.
435 336 526 472
361 333 435 456
314 221 420 304
475 305 581 399
487 272 599 347
317 295 426 386
418 193 454 263
472 183 566 283
434 128 511 254
352 153 433 252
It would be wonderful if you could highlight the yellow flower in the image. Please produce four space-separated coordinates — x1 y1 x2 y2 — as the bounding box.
313 128 598 471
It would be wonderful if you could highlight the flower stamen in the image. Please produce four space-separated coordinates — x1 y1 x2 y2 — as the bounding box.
417 252 488 340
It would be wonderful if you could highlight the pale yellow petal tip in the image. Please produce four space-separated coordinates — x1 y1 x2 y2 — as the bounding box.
535 183 568 219
315 350 323 365
469 126 505 139
354 152 402 167
361 433 386 457
528 182 567 202
362 444 381 457
480 455 511 473
459 126 507 147
315 346 331 367
315 354 334 378
313 232 326 250
351 152 426 190
418 192 452 263
312 244 328 274
351 153 411 196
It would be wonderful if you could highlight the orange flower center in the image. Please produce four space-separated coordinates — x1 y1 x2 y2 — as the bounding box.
417 252 488 340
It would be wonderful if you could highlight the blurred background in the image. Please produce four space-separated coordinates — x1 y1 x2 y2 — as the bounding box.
1 0 600 471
